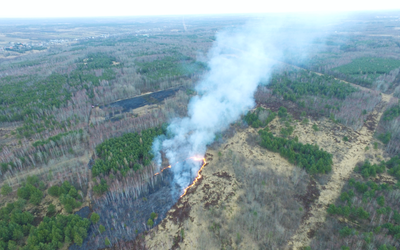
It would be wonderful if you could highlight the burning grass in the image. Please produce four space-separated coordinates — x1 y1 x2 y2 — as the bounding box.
139 127 313 249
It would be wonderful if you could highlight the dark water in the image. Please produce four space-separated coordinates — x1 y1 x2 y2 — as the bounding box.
100 86 185 114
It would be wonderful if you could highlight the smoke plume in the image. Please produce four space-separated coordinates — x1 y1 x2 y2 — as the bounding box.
154 14 340 195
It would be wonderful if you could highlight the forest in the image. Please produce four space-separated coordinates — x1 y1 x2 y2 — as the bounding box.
258 127 333 174
332 57 400 86
0 176 93 249
0 13 400 250
310 156 400 250
269 70 358 101
91 127 164 177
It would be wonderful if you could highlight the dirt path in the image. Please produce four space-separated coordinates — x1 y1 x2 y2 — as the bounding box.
285 91 391 249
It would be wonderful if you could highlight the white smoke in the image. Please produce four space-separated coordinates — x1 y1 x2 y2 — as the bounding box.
154 14 342 195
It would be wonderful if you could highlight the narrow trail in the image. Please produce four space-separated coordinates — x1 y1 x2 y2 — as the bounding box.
286 90 392 249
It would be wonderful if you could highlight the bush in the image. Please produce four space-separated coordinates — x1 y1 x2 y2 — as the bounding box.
105 237 111 246
47 204 56 215
26 176 39 186
1 183 12 196
99 225 106 233
93 179 108 195
17 183 43 205
29 189 43 205
385 155 400 180
90 212 100 224
378 132 392 144
377 196 385 206
278 106 287 118
147 218 154 227
339 226 354 237
340 191 354 203
48 185 61 197
150 212 157 220
356 160 385 178
244 107 276 128
38 181 46 191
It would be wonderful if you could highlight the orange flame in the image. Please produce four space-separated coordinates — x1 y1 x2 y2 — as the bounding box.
152 156 207 198
154 165 171 176
180 157 207 198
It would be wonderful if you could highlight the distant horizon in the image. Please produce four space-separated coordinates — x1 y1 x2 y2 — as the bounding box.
1 0 400 19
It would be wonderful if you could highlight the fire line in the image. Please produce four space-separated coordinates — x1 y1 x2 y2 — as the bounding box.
180 157 207 198
153 156 207 197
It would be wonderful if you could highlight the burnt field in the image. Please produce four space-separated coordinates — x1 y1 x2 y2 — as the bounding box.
100 86 186 118
69 170 178 250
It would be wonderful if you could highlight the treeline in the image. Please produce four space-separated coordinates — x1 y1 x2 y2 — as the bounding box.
257 69 381 131
0 74 72 122
333 57 400 75
0 52 117 123
269 70 357 101
91 127 164 177
48 181 83 213
77 52 118 70
32 129 83 147
5 46 46 53
0 179 91 249
17 176 45 205
244 107 276 128
258 127 333 174
16 116 79 139
135 55 206 80
376 100 400 156
382 101 400 121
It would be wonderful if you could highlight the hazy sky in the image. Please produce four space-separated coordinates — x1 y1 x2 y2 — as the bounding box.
1 0 400 18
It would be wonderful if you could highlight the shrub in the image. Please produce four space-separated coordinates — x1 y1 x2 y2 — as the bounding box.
29 189 43 205
150 212 157 220
147 218 154 227
93 179 108 195
90 212 100 224
1 183 12 196
47 204 56 215
99 225 106 233
244 107 276 128
339 226 354 237
64 204 73 214
48 185 61 197
378 132 392 144
278 106 288 118
38 181 46 191
377 196 385 206
17 183 43 205
105 237 111 246
356 160 385 178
